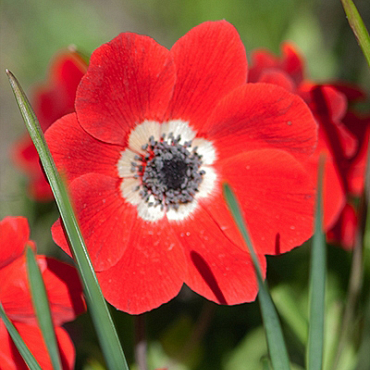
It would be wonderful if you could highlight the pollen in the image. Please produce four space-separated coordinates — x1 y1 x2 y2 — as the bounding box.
132 133 205 210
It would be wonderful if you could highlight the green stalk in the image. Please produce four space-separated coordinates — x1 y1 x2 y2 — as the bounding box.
223 183 291 370
341 0 370 67
6 70 129 370
306 157 326 370
26 247 62 370
0 302 42 370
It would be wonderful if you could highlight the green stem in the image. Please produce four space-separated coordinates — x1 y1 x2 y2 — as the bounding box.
341 0 370 68
6 69 129 370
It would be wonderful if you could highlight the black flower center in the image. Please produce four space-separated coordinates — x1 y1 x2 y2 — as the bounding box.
132 133 205 210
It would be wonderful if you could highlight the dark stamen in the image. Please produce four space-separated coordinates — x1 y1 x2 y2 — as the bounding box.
133 133 205 211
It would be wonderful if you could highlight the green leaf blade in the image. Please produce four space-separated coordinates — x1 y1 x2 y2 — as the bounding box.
6 70 129 370
0 302 42 370
223 183 291 370
306 158 326 370
341 0 370 68
26 247 62 370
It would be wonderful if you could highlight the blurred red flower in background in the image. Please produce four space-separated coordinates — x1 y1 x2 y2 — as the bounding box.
327 202 358 250
249 42 370 248
12 50 88 201
45 21 318 314
331 84 370 197
0 216 85 369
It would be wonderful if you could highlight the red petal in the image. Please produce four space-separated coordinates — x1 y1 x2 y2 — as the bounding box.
304 152 346 230
305 85 358 185
97 218 185 314
48 51 87 105
45 113 122 182
12 136 54 202
0 257 33 321
11 136 39 176
0 255 37 324
0 254 84 325
11 51 86 203
347 126 369 195
55 326 76 370
0 217 29 269
248 48 278 82
317 85 347 122
327 203 357 250
248 42 304 86
28 174 54 201
36 256 85 325
327 203 358 250
280 42 305 85
342 111 369 148
170 206 266 305
0 320 26 370
32 51 87 131
75 33 175 145
165 20 248 128
52 173 137 271
0 321 75 370
203 83 317 161
216 149 315 255
255 69 296 92
329 82 367 102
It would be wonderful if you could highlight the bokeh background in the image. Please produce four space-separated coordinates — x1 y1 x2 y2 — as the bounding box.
1 0 369 369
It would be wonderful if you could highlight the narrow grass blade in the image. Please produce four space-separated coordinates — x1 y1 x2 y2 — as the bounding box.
0 302 42 370
26 247 62 370
306 158 326 370
6 70 129 370
223 183 291 370
341 0 370 67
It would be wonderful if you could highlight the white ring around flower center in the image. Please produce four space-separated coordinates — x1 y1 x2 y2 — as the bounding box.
117 119 218 222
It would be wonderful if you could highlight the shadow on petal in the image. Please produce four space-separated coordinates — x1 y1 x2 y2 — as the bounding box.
190 251 227 305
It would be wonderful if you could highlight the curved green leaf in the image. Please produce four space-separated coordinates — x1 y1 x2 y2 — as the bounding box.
223 183 291 370
6 70 129 370
341 0 370 67
0 302 42 370
306 157 326 370
26 247 62 370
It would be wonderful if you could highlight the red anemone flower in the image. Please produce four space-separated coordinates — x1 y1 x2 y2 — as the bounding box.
12 50 87 201
249 43 370 249
327 202 358 250
331 85 370 197
249 42 366 230
45 21 318 314
0 216 85 369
